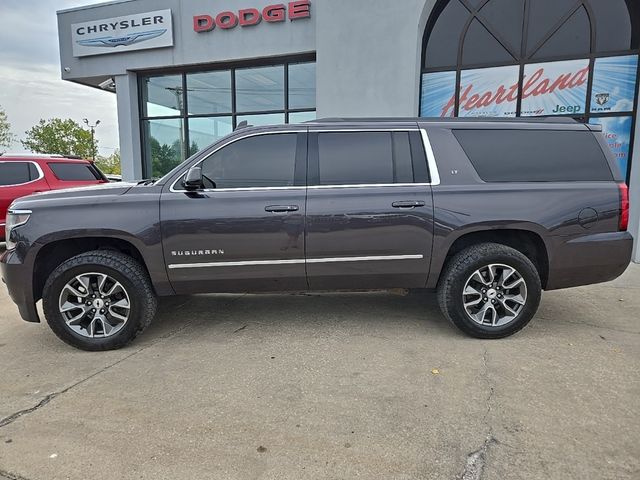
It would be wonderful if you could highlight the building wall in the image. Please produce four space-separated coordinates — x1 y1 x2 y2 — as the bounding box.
57 0 316 82
314 0 436 118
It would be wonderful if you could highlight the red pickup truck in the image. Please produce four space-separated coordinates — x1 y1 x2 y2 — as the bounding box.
1 155 108 240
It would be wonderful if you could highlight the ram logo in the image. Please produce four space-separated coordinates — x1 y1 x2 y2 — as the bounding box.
77 29 167 48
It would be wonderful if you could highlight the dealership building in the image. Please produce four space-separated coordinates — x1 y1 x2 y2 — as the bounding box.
57 0 640 258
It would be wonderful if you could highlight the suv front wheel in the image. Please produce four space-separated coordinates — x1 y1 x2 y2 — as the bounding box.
42 250 157 351
437 243 542 339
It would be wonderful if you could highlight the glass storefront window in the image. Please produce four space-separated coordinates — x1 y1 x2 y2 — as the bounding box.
520 59 589 117
140 59 315 177
420 0 639 183
188 117 233 156
186 71 232 115
288 62 316 109
143 118 185 178
590 55 639 113
235 65 285 113
459 65 519 117
237 113 286 127
589 116 634 178
420 71 457 117
288 111 317 123
143 75 184 117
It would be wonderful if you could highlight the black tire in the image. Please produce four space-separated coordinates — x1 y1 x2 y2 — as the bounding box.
42 250 157 351
437 243 542 339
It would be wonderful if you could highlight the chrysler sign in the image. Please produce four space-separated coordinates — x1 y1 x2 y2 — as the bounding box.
71 10 173 57
193 1 311 33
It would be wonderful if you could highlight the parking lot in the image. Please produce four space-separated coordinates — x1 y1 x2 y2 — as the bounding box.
0 246 638 480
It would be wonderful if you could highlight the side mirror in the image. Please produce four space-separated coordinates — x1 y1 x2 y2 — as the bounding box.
183 166 203 191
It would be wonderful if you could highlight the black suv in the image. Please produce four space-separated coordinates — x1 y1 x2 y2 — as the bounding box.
1 118 632 350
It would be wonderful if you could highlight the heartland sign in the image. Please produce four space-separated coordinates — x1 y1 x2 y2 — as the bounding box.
71 10 173 57
194 1 311 33
434 59 591 118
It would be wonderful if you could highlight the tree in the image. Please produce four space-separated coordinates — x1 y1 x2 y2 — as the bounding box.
22 118 97 158
95 150 121 175
150 137 182 178
0 106 13 153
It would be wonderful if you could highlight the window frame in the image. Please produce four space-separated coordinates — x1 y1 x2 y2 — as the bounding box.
307 129 433 188
420 0 640 184
452 127 615 182
139 55 316 179
46 162 103 182
170 129 308 193
0 161 44 188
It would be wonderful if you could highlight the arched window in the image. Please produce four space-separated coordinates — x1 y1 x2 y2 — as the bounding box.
420 0 640 182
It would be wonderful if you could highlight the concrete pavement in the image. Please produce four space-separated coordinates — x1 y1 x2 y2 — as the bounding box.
0 261 638 480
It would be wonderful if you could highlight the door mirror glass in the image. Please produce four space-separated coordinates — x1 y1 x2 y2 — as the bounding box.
183 166 203 190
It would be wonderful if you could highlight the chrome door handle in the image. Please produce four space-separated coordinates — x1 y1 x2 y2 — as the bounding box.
265 205 299 213
392 201 426 209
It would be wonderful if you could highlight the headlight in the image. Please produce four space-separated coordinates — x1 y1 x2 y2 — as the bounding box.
5 209 32 250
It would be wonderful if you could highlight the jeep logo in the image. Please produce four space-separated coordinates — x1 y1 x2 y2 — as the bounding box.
551 104 581 114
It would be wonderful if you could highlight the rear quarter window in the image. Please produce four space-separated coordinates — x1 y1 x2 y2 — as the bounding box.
452 129 614 182
0 162 32 186
48 163 101 181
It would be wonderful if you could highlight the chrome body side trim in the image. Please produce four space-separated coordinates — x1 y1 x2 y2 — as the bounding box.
420 129 441 186
168 254 424 270
307 183 430 190
306 255 424 264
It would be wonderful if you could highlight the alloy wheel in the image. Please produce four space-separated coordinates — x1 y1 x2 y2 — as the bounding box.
462 263 528 327
58 272 131 338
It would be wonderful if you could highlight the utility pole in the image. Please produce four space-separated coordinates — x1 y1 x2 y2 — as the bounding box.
83 118 101 161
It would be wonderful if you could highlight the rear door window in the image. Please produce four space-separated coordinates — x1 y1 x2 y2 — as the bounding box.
48 163 101 181
0 162 32 186
314 131 422 185
452 129 614 182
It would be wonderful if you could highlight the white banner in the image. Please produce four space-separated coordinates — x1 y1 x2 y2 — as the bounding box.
71 9 173 57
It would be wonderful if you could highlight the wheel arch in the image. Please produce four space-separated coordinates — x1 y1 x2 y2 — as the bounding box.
33 236 152 302
434 227 550 289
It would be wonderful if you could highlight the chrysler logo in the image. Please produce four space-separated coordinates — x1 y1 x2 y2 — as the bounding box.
76 29 167 48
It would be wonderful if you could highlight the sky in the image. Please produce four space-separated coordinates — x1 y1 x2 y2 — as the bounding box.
0 0 119 156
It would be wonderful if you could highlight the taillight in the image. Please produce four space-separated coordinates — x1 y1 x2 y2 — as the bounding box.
618 183 629 231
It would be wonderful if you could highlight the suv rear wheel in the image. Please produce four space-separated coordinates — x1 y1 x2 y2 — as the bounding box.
42 250 157 351
437 243 541 338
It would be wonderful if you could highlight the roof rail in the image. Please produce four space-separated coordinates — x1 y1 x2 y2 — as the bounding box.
310 116 581 124
0 153 67 158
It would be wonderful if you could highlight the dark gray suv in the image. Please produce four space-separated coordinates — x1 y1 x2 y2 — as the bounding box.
1 118 633 350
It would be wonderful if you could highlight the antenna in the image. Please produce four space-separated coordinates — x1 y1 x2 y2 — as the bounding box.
235 120 251 131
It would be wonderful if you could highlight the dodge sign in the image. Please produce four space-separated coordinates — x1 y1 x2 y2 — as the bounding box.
71 10 174 57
